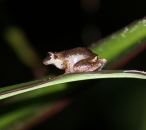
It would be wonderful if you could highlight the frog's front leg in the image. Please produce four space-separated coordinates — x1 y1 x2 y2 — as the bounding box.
63 60 71 73
73 56 106 72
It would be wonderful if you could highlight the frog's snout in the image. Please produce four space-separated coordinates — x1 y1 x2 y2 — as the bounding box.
43 59 48 65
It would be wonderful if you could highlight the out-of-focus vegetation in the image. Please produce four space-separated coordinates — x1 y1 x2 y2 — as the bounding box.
0 0 146 130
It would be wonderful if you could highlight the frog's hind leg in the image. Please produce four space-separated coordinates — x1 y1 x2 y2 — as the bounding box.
73 56 103 72
97 58 107 70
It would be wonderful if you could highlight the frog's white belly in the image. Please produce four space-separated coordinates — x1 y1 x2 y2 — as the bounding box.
53 54 89 71
65 55 88 72
67 55 87 64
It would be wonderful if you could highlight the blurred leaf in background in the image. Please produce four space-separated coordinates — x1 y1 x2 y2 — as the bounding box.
0 0 146 130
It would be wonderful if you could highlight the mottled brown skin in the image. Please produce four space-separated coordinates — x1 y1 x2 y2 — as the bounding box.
62 47 97 58
73 56 99 72
43 47 107 73
51 47 97 59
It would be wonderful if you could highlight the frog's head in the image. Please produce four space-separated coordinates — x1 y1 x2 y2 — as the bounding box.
43 52 56 65
43 52 64 69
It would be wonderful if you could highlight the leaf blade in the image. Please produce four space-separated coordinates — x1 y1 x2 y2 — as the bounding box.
0 70 145 100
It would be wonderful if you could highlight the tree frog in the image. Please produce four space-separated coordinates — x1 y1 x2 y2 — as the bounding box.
43 47 106 73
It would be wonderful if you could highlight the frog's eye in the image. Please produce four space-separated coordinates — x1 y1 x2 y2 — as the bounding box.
46 52 52 60
46 52 52 57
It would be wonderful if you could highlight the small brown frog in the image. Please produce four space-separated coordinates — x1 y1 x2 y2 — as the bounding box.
43 47 106 73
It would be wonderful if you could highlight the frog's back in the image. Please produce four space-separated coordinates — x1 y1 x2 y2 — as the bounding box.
63 47 96 58
61 47 97 66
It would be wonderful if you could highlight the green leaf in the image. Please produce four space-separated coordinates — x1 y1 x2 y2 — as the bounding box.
0 70 145 100
90 18 146 68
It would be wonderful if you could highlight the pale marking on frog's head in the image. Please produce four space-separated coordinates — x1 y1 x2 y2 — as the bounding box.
43 52 64 69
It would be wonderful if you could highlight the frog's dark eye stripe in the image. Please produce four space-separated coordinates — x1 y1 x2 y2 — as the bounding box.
46 52 52 60
46 52 52 57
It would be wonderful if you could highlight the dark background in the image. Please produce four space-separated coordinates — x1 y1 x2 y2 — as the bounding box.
0 0 146 129
0 0 145 87
0 0 146 86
